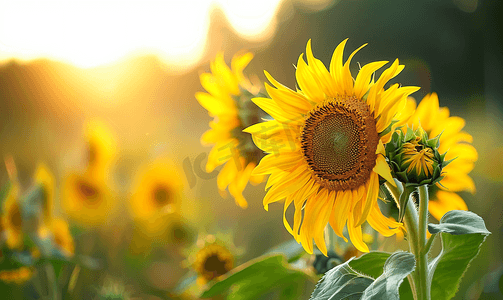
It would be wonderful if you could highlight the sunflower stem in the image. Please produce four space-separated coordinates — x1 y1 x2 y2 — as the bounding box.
326 226 337 253
416 185 431 300
385 181 422 300
45 263 59 300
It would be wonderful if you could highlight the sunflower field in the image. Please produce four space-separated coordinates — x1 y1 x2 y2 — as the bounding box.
1 0 502 299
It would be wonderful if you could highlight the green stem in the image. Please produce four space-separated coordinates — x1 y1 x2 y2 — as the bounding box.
403 190 423 300
416 185 431 300
45 263 59 300
328 226 337 253
422 234 436 256
385 181 426 300
32 271 46 299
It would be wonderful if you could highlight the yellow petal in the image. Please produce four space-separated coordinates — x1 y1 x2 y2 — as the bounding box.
265 83 311 115
296 54 325 102
329 38 349 94
195 92 237 116
252 152 303 175
348 201 369 252
373 155 395 186
356 172 379 227
354 60 388 100
312 191 336 256
444 143 478 162
342 43 367 95
243 120 282 136
217 161 238 190
328 190 350 242
252 97 302 124
305 39 338 98
438 173 476 193
428 191 468 220
367 201 401 237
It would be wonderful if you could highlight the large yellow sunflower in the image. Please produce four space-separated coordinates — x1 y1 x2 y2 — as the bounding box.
61 171 116 227
196 51 266 208
403 93 477 220
246 40 419 254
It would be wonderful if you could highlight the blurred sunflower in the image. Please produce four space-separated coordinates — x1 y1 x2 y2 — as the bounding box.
51 218 75 257
129 159 182 221
403 93 478 220
34 163 55 225
187 234 236 286
193 243 233 285
0 266 34 284
247 39 419 254
84 120 117 177
196 51 267 208
61 171 116 227
2 184 24 250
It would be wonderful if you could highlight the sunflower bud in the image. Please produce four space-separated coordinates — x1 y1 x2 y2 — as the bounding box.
386 126 450 187
386 126 452 221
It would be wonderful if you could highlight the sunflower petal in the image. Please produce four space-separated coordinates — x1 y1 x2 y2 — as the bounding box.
296 54 325 102
356 172 379 227
348 201 369 252
374 155 395 186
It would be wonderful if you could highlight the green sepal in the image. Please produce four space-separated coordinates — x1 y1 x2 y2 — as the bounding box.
426 132 442 149
378 120 399 138
398 185 416 222
404 127 415 142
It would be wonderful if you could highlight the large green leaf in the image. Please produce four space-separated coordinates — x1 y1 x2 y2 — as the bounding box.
361 252 415 300
200 254 311 299
310 251 415 300
428 210 491 300
350 252 414 300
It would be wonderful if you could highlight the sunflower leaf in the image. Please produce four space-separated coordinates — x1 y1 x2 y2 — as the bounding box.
200 254 311 299
428 210 491 300
310 251 415 300
265 239 305 263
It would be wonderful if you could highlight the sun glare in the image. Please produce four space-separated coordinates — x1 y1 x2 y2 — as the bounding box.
0 0 283 71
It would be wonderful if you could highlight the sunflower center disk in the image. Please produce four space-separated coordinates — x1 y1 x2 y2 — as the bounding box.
301 96 379 191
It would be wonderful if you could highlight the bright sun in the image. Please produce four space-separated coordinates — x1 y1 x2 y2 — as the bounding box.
0 0 284 71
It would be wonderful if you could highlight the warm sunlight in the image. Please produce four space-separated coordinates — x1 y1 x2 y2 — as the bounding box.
0 0 283 70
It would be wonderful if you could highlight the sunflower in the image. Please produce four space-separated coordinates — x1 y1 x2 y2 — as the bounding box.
196 51 267 208
84 120 117 177
129 159 182 221
34 163 55 224
402 93 477 220
61 171 116 227
0 266 34 284
51 218 75 257
193 243 233 285
246 40 419 254
2 184 24 250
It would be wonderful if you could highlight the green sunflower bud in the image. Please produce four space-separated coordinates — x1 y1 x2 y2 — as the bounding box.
386 126 450 186
385 126 453 221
